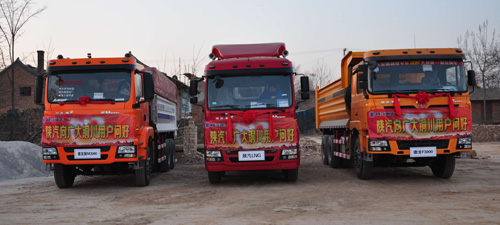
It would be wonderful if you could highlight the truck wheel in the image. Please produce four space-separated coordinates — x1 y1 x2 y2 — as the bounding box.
284 168 299 182
168 139 176 170
157 140 170 172
353 136 373 180
329 135 342 168
135 144 152 187
208 171 221 184
430 155 455 179
321 135 329 165
54 163 76 188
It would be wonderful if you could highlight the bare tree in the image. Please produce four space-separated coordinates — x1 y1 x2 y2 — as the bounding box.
457 20 500 123
0 0 46 139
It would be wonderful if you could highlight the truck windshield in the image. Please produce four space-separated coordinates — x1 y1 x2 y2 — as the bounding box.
47 71 132 103
206 74 293 111
368 60 467 94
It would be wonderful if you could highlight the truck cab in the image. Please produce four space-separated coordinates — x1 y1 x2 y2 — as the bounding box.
190 43 309 183
317 48 476 179
35 53 177 188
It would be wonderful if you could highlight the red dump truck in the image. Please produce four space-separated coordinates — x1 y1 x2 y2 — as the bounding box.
35 52 178 188
316 48 477 179
189 43 310 183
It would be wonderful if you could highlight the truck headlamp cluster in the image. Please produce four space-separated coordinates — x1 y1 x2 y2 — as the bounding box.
206 151 223 162
457 138 472 149
116 146 136 158
281 149 298 160
42 147 59 160
369 140 390 151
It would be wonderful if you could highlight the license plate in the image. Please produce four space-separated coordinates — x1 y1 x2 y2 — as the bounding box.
74 148 101 159
238 151 265 161
410 146 437 157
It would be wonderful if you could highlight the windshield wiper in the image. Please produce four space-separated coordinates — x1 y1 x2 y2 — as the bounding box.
210 104 239 110
91 98 116 102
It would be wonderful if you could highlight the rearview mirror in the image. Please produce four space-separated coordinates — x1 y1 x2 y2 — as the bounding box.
190 80 198 96
300 76 310 93
467 70 477 87
34 75 44 105
143 73 154 101
357 65 368 89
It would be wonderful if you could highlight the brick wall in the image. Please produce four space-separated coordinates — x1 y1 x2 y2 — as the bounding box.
472 124 500 142
0 63 42 114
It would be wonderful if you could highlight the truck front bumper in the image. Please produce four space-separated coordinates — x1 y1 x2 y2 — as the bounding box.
205 149 300 172
42 146 140 165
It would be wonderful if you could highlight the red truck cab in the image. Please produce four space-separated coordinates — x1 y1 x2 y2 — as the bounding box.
190 43 310 183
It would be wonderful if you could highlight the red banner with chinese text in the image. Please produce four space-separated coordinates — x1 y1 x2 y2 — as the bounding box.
367 107 471 140
41 114 134 146
205 117 298 150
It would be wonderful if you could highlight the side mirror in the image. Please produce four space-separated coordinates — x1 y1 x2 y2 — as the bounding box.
189 80 198 96
301 92 310 100
34 75 44 105
467 70 477 86
357 65 368 89
300 76 310 93
190 97 198 104
144 73 154 101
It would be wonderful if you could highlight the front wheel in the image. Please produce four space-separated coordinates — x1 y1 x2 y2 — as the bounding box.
54 164 76 188
353 136 373 180
430 155 455 178
208 171 221 184
135 144 152 187
284 168 299 182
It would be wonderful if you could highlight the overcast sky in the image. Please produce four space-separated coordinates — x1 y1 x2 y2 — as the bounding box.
15 0 500 84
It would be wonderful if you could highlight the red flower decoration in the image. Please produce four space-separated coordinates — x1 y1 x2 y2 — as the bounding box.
416 92 430 105
243 110 257 123
78 96 91 105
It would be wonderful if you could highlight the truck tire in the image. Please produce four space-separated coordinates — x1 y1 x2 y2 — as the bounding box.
430 155 455 179
168 139 176 170
321 135 329 165
329 135 342 168
208 171 221 184
284 168 299 182
353 136 373 180
54 163 76 188
157 140 170 172
135 144 152 187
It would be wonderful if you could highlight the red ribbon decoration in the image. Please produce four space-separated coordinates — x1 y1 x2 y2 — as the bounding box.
59 96 114 106
393 92 456 118
226 110 276 144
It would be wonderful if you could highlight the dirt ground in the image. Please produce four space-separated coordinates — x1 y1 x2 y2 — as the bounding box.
1 136 499 225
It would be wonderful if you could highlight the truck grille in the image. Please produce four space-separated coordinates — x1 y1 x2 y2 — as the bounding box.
64 146 111 153
67 155 109 160
225 150 277 155
397 140 449 150
228 156 274 163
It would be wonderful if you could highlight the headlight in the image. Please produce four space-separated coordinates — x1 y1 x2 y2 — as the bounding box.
369 140 388 147
206 151 222 157
117 146 136 154
42 147 58 155
282 149 298 155
42 147 59 160
458 138 472 145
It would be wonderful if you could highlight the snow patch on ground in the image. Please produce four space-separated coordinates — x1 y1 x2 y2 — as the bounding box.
0 141 51 181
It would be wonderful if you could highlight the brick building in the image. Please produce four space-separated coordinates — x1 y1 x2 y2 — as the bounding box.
0 51 45 141
470 88 500 124
0 58 43 114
